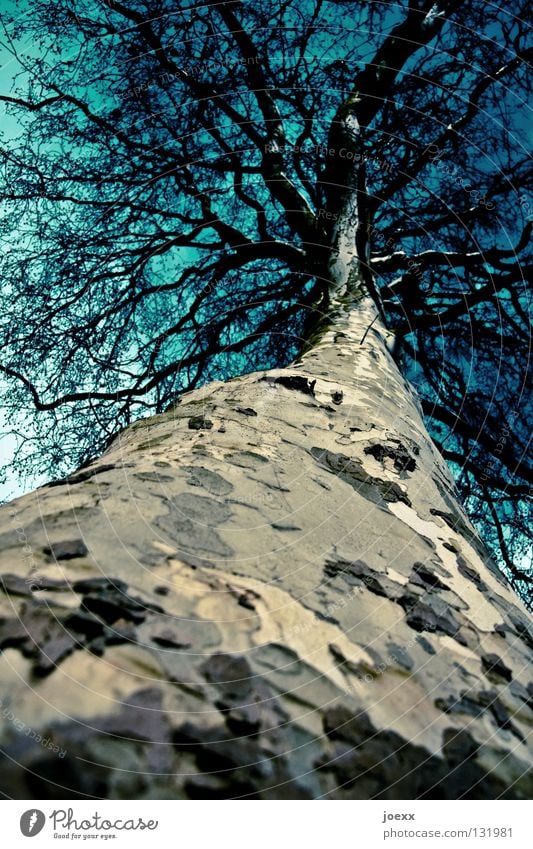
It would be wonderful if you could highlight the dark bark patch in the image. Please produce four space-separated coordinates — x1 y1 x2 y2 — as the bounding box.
416 635 436 655
481 653 512 683
329 642 353 669
409 562 450 591
75 581 160 630
435 689 524 741
0 575 163 676
480 691 525 742
137 433 173 450
456 557 488 593
441 728 479 764
151 626 192 650
399 591 464 640
404 600 456 636
200 652 274 737
386 642 414 671
34 634 77 677
237 591 258 611
171 492 232 524
310 447 411 506
182 466 234 497
430 507 470 535
263 374 316 397
80 580 163 626
327 560 473 648
89 619 138 656
101 686 170 744
46 463 116 488
0 573 69 597
81 594 143 625
507 610 533 651
0 605 86 676
201 652 254 693
0 574 34 597
514 681 533 710
235 406 257 417
429 509 496 579
324 558 404 601
225 450 269 468
64 610 106 641
435 693 485 718
188 415 213 430
322 704 385 746
43 539 88 561
72 577 128 594
364 442 417 473
271 522 302 532
0 607 63 656
319 703 512 799
133 472 175 483
329 644 377 679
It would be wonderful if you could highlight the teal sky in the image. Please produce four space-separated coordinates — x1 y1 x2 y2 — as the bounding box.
0 0 43 501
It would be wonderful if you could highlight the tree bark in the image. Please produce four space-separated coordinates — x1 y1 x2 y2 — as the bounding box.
0 295 531 799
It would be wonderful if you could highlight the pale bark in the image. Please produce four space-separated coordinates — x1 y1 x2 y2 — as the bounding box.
0 295 531 799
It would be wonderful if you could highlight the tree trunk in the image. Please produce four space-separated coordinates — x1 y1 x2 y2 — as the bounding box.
0 294 531 800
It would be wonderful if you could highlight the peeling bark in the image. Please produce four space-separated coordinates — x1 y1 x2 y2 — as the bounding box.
0 297 531 800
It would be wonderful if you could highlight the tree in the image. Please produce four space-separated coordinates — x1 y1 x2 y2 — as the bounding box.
0 0 531 799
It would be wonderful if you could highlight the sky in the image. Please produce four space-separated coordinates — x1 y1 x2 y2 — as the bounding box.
0 0 48 501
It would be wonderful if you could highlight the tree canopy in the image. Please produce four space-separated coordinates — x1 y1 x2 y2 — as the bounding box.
0 0 531 601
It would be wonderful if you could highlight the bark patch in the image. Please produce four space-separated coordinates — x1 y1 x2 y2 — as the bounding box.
364 442 417 473
43 539 89 561
133 472 175 483
0 573 69 596
481 653 513 683
311 447 411 506
201 652 287 737
324 558 404 601
457 557 488 593
235 406 257 417
318 703 517 799
261 375 316 397
0 575 161 676
409 562 450 591
224 450 269 469
157 493 234 558
398 589 472 646
436 690 524 742
46 463 116 488
182 466 234 497
188 415 213 430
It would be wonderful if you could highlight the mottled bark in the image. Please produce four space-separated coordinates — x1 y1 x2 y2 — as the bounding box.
0 296 531 799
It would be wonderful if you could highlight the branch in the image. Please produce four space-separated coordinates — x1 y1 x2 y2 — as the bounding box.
216 1 321 245
371 223 532 273
376 52 533 209
320 0 461 213
422 400 533 484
